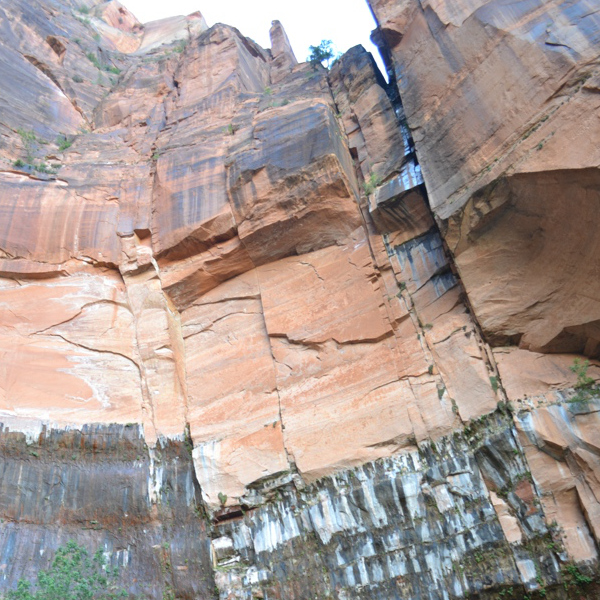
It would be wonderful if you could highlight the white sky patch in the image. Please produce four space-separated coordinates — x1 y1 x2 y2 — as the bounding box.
121 0 386 75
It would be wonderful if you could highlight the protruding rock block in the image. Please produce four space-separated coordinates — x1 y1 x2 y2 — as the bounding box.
329 44 406 182
183 272 288 505
137 13 208 54
228 100 361 264
448 170 600 357
369 163 427 234
152 139 230 255
269 20 297 84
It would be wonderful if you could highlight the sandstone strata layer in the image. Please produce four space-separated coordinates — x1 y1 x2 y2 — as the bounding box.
368 0 600 575
0 0 598 598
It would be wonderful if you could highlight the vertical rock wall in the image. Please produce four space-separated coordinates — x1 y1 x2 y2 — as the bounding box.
0 0 597 598
367 0 600 580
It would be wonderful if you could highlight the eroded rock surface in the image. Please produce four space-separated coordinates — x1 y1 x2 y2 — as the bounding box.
367 1 600 587
0 0 598 598
367 0 600 362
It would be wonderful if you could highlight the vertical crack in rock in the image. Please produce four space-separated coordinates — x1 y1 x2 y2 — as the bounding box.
0 0 599 598
119 234 188 445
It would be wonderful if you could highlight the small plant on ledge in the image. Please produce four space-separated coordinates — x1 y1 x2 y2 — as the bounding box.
363 172 381 195
569 358 598 404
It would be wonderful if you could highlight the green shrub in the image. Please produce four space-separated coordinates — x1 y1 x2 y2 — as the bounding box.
308 40 334 69
569 358 598 404
72 74 84 83
56 135 72 151
86 52 101 69
363 172 381 195
17 129 36 144
563 563 593 588
78 5 90 14
490 376 499 393
5 540 127 600
570 358 595 390
17 128 39 162
34 162 53 174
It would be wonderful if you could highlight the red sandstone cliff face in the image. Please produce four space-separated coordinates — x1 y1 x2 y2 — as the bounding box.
0 0 598 598
0 0 472 504
368 0 600 566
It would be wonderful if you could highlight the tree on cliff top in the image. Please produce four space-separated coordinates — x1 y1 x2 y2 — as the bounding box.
6 541 127 600
308 40 335 69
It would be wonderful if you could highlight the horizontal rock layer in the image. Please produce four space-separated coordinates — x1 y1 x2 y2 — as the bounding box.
0 0 598 598
367 0 600 363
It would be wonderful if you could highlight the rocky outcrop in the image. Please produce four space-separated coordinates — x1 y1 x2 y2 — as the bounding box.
367 0 600 360
0 0 598 598
367 0 600 583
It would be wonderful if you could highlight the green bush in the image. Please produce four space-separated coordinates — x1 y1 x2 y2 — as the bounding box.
308 40 334 69
56 135 72 151
569 358 598 404
563 563 594 589
490 376 499 393
17 128 38 162
363 172 381 195
6 541 127 600
570 358 595 390
85 52 103 70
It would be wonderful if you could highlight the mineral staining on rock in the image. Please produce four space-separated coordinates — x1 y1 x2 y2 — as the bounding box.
367 0 600 357
0 0 598 598
213 416 561 599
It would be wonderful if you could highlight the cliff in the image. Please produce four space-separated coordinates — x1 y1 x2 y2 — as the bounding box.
0 0 598 598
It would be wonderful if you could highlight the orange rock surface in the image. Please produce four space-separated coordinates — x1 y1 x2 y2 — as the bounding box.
0 4 599 579
368 0 600 568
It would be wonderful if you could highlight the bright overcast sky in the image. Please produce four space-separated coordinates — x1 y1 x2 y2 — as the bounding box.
121 0 385 74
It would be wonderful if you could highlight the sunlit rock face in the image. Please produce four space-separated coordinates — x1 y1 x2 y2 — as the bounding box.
0 0 598 598
368 0 600 578
367 0 600 359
